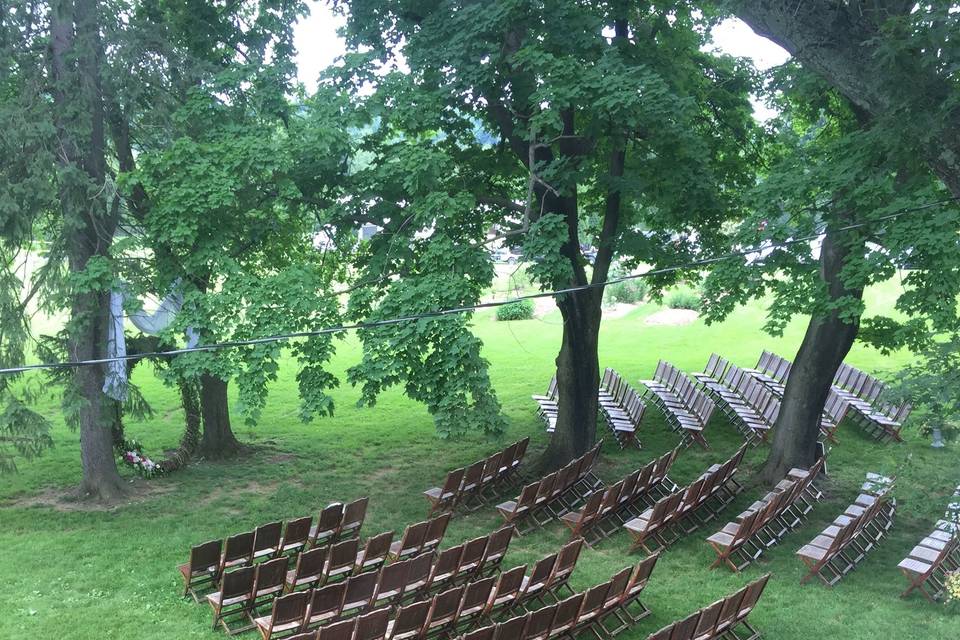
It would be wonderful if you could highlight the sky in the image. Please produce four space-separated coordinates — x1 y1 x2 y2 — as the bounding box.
292 2 790 118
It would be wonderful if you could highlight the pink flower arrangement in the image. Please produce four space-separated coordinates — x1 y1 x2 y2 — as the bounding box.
116 439 162 478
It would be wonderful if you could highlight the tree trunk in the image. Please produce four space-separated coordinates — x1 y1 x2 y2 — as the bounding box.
732 1 960 199
761 226 864 483
542 289 603 468
51 0 126 500
199 373 240 458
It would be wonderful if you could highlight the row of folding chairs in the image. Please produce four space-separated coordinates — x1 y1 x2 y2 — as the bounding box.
281 538 589 640
561 447 681 546
180 498 370 601
796 475 896 586
743 351 849 444
645 574 770 640
624 446 747 554
496 441 604 534
532 376 559 433
640 360 716 449
245 526 517 638
694 356 778 446
424 439 530 517
706 460 824 572
598 368 647 449
457 553 661 640
833 362 911 442
898 519 960 602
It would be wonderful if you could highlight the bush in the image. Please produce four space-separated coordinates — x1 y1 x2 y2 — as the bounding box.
605 278 648 305
667 290 701 311
496 298 535 321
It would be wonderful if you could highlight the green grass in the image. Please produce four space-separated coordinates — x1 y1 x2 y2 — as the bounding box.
0 278 957 639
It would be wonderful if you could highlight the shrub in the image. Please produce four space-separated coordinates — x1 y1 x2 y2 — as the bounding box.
667 290 701 311
496 298 535 321
605 278 648 305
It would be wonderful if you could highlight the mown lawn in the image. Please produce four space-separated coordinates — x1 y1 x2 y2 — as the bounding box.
0 279 956 639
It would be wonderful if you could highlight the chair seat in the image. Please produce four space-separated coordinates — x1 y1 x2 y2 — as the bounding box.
206 591 250 607
898 557 932 576
706 530 735 547
796 544 829 561
424 487 444 500
254 615 302 634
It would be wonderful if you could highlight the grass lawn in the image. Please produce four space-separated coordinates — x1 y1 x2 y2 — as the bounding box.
0 279 956 639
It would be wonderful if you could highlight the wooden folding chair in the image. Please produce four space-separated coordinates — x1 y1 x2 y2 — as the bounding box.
340 571 379 619
495 612 530 639
517 553 557 608
253 522 284 561
424 545 463 594
305 582 346 629
372 557 410 609
389 521 428 562
478 525 514 576
208 565 257 634
287 546 328 592
496 482 540 533
338 498 368 541
422 513 452 557
281 517 314 556
180 539 222 601
355 531 395 575
484 564 527 617
544 538 584 600
252 558 289 611
316 618 355 640
571 580 610 637
523 603 558 640
402 552 434 597
221 531 255 573
254 590 311 640
549 593 585 638
324 538 361 584
453 535 489 584
454 576 496 630
463 625 496 640
310 503 344 549
354 608 391 640
387 601 431 640
423 586 465 639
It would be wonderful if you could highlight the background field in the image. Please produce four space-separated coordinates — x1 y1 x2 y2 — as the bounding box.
0 279 956 639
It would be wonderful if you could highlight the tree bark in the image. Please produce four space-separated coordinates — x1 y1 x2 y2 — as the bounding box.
732 1 960 198
761 226 864 483
543 289 603 467
51 0 126 500
199 373 240 459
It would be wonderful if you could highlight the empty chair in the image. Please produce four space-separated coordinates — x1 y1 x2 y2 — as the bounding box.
454 535 489 583
494 613 530 639
373 558 411 609
325 538 361 583
387 600 431 640
422 513 452 556
425 468 466 517
462 625 496 640
341 571 379 618
179 539 222 600
389 521 429 561
221 531 255 573
316 618 355 640
287 546 328 591
545 538 584 599
454 576 496 629
518 553 557 607
425 545 463 593
354 608 391 640
281 517 314 556
311 503 345 548
305 582 347 629
254 590 311 640
252 558 289 608
338 497 369 541
523 603 558 640
253 521 284 561
550 593 585 637
355 531 395 575
478 526 514 576
484 564 527 617
403 552 434 596
423 586 465 638
207 565 256 634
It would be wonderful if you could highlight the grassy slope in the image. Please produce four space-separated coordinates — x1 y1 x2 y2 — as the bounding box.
0 279 955 639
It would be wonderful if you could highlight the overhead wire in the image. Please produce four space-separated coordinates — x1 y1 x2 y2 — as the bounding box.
1 195 958 376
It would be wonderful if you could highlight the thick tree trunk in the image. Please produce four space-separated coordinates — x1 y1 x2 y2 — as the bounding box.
732 1 960 199
542 290 603 468
51 0 126 500
761 227 864 483
199 373 240 458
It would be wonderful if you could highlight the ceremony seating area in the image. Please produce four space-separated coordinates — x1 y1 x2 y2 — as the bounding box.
453 553 661 640
832 363 911 442
693 355 777 446
560 447 680 545
598 368 647 449
424 439 529 517
640 361 716 449
263 538 590 640
898 482 960 601
496 442 603 534
706 460 824 572
180 498 371 602
623 446 746 554
796 473 896 586
644 574 770 640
